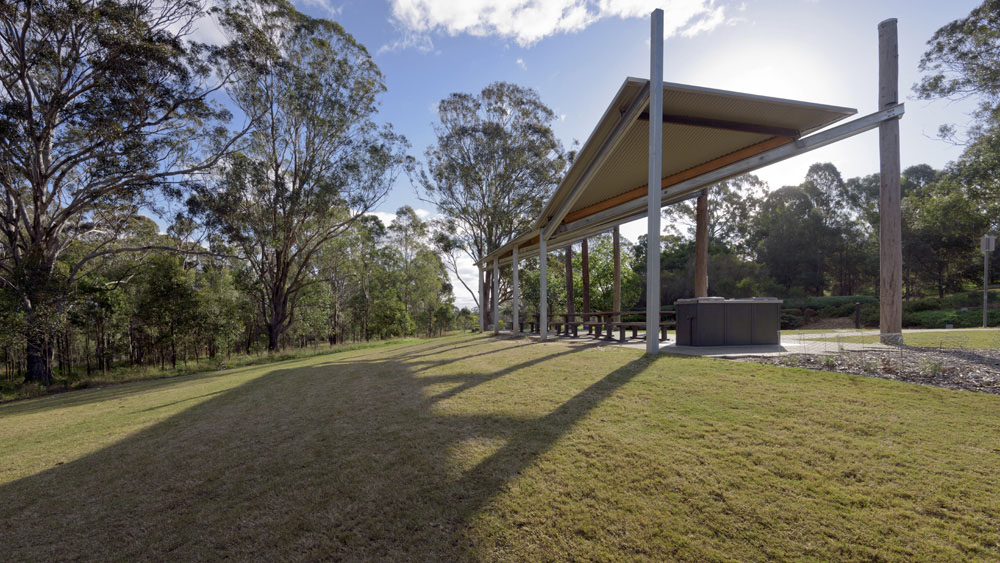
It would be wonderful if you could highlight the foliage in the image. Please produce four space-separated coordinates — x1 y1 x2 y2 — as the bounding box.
191 0 408 351
915 0 1000 132
916 1 1000 232
782 295 878 310
904 308 1000 329
662 174 764 258
420 81 567 310
0 0 245 382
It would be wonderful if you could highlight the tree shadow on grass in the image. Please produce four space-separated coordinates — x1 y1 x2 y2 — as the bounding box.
0 337 651 561
0 365 258 417
0 340 446 416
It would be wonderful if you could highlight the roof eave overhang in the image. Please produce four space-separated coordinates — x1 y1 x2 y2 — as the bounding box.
477 102 904 269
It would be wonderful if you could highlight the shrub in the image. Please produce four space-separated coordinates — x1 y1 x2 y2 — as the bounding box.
944 291 985 309
860 304 880 327
819 303 859 318
783 295 876 310
905 308 1000 328
781 313 805 329
904 297 942 313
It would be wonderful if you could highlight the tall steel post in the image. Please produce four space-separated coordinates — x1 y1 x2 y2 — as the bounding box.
646 8 664 355
512 246 520 333
539 238 548 341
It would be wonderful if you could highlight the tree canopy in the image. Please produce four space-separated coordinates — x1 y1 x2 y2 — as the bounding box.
419 81 568 311
0 0 250 383
190 0 409 351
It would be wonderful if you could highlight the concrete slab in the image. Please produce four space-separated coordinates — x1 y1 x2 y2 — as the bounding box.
492 327 998 358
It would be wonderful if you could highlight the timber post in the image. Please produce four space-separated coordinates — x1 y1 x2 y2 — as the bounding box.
694 189 709 297
878 18 903 346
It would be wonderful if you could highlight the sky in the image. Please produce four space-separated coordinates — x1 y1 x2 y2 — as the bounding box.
194 0 985 309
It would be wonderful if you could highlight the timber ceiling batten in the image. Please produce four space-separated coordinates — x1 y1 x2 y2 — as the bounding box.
561 135 794 225
478 77 871 268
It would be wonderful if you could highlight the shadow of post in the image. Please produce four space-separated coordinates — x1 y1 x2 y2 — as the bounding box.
0 337 651 561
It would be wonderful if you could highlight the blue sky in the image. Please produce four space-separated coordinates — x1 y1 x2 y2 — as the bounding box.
196 0 984 307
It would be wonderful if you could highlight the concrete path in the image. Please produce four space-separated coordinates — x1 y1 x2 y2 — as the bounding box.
501 328 999 358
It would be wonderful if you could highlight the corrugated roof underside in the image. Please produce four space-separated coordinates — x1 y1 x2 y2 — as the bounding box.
486 79 857 264
564 84 855 217
571 122 771 211
660 84 854 135
537 80 646 226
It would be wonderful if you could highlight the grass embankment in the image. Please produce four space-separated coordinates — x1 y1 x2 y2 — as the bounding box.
812 329 1000 349
2 335 999 560
0 338 418 403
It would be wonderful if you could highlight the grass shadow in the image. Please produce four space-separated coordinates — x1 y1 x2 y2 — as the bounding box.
0 336 646 561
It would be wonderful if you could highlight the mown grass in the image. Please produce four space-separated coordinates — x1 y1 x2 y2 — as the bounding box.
812 329 1000 350
781 328 860 334
1 334 999 561
0 337 419 403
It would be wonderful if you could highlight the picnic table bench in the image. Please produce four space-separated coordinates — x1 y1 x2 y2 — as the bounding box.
524 311 674 342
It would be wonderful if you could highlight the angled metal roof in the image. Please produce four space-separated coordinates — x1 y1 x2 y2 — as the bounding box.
479 78 857 267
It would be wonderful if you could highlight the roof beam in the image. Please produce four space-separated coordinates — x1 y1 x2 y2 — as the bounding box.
480 103 904 267
540 83 650 241
557 103 905 236
638 112 801 138
561 135 792 225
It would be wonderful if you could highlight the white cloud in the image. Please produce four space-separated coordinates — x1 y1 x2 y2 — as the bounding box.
385 0 729 49
299 0 343 17
378 26 435 55
516 57 527 70
679 3 726 38
450 253 481 309
168 5 227 47
368 211 398 226
414 208 435 219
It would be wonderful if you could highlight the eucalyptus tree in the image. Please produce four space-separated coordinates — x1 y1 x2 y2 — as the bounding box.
419 82 568 313
915 0 1000 135
661 174 764 257
0 0 248 383
389 206 428 315
916 1 1000 230
193 0 408 352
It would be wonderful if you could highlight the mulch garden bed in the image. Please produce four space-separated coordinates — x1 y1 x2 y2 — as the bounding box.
738 346 1000 395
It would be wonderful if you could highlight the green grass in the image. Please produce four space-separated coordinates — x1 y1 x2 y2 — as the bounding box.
811 329 1000 349
781 328 861 335
0 337 420 402
2 334 999 560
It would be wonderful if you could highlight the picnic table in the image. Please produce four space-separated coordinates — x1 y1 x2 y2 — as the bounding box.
525 311 675 342
525 312 583 336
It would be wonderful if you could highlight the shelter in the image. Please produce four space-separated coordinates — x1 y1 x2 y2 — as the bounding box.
478 10 904 354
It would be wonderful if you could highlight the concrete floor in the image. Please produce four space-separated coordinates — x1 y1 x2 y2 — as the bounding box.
493 328 995 358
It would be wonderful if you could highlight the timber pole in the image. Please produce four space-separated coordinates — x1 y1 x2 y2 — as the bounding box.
646 8 664 355
539 239 548 341
878 18 903 346
694 190 709 297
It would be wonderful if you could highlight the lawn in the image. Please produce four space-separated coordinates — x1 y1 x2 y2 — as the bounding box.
811 329 1000 349
1 334 999 561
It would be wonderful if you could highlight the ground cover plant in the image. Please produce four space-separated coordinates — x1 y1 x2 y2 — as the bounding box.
1 334 999 561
